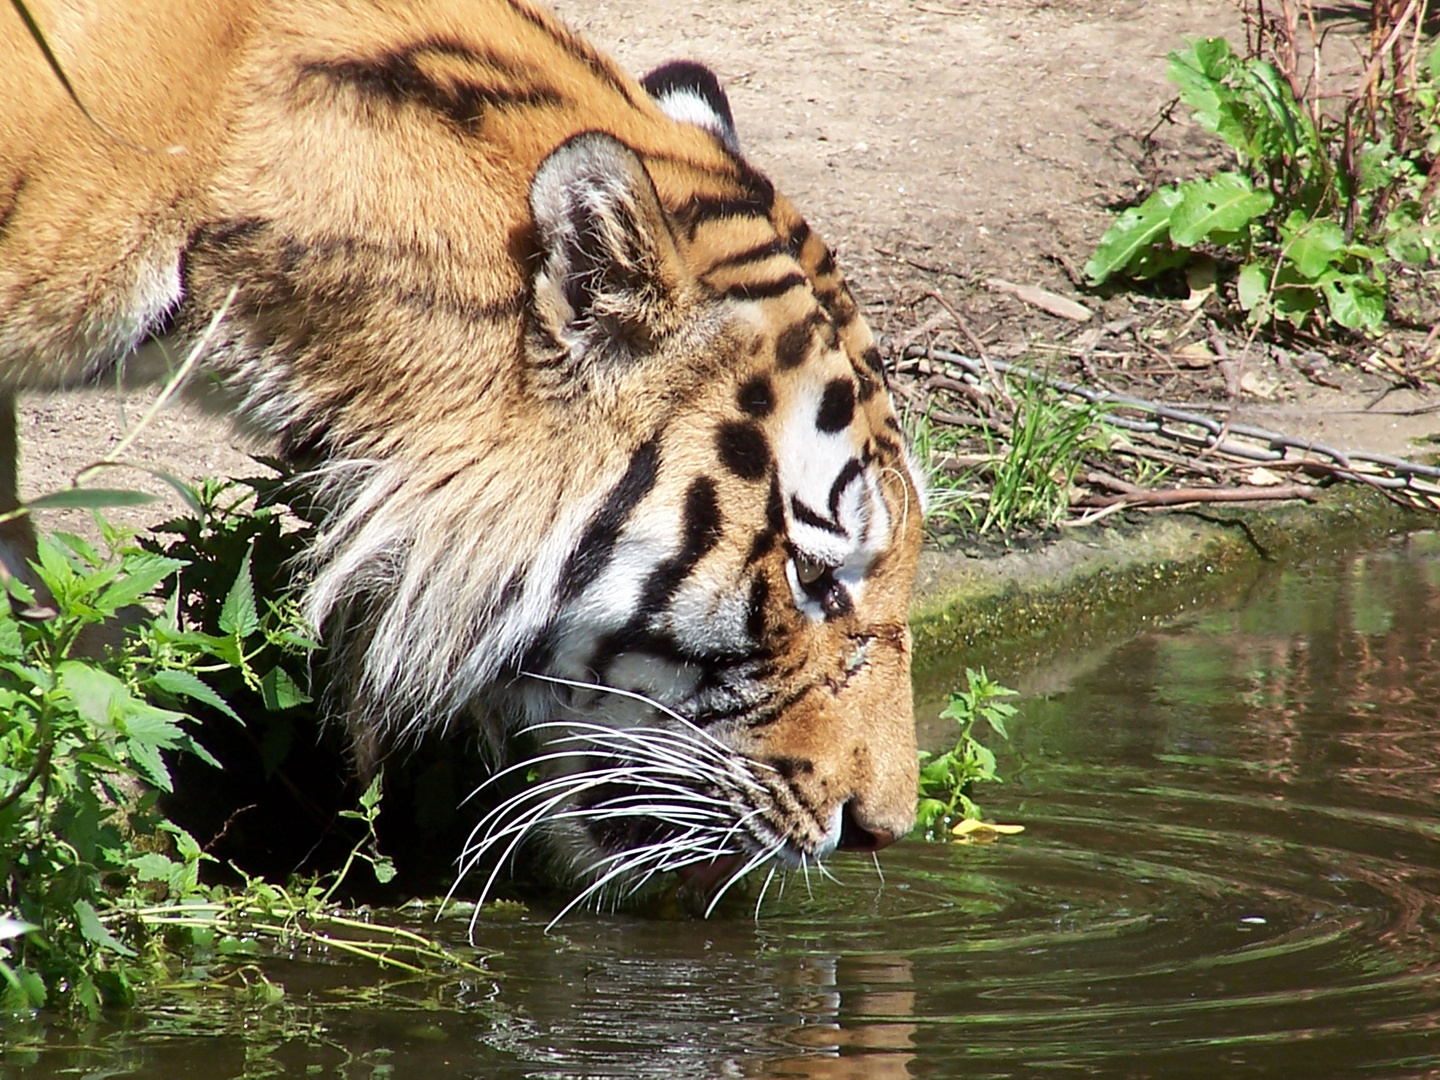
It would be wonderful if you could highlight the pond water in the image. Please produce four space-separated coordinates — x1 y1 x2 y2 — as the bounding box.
8 532 1440 1079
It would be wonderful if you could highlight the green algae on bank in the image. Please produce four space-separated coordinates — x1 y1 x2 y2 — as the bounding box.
908 486 1421 691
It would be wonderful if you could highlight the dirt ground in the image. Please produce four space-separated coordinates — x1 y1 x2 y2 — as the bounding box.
17 0 1440 540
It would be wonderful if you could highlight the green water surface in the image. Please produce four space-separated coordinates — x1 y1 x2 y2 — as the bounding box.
7 533 1440 1078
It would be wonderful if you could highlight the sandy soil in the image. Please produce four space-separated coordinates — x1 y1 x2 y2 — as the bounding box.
17 0 1438 542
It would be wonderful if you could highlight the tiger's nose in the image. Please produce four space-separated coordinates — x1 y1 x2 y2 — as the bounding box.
836 799 900 852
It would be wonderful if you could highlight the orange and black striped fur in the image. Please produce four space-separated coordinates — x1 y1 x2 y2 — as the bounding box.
0 0 923 902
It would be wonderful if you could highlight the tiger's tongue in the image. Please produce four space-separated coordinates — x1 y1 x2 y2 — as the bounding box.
676 854 744 895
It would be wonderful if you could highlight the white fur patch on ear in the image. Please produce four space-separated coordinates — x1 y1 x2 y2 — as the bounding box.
640 61 741 154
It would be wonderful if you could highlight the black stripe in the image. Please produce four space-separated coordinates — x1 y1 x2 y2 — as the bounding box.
220 228 526 328
736 374 776 418
816 378 856 433
705 239 788 275
745 575 769 641
814 246 837 277
735 163 776 210
827 458 865 519
745 477 785 565
786 221 811 258
790 494 846 536
775 313 824 369
744 680 816 730
631 476 722 619
301 41 567 133
557 436 662 603
675 194 772 235
715 421 770 481
724 274 807 302
501 0 645 108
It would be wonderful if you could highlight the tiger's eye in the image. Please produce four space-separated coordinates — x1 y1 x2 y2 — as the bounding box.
794 552 826 586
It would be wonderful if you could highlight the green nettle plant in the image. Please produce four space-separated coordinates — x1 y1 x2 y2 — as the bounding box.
1087 34 1440 333
0 527 224 1015
0 481 318 1017
915 668 1018 838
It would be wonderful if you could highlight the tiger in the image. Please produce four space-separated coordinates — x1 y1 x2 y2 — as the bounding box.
0 0 924 908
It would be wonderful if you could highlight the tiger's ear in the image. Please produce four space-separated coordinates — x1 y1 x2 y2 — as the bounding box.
527 133 693 383
641 61 741 153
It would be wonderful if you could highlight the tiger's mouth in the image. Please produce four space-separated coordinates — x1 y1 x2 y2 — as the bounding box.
449 718 835 928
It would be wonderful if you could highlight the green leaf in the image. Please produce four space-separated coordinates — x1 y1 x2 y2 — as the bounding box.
359 771 384 814
34 535 75 591
150 668 241 722
260 665 310 711
1085 186 1183 284
914 798 946 830
1281 214 1345 278
1319 272 1387 332
218 547 259 637
1386 224 1440 266
1169 173 1273 248
370 856 397 885
97 553 186 612
1168 38 1239 139
0 619 23 660
73 899 136 957
125 737 173 792
1237 261 1272 312
115 703 188 747
52 531 102 567
25 488 155 511
58 662 128 727
130 851 182 885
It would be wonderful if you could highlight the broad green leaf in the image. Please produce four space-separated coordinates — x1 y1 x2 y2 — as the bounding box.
1084 186 1183 284
1358 136 1411 193
260 665 311 711
73 899 136 957
1386 224 1440 266
124 736 173 791
174 733 221 770
58 662 128 727
218 547 259 637
1281 216 1345 278
150 668 241 722
114 703 187 747
1168 38 1236 135
1243 59 1312 159
370 856 397 885
1320 272 1387 332
0 620 22 660
97 553 186 612
1169 173 1273 247
25 488 155 511
34 535 74 592
52 531 101 567
1237 261 1272 311
130 851 182 884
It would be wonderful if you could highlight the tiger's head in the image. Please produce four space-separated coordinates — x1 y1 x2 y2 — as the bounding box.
272 56 924 908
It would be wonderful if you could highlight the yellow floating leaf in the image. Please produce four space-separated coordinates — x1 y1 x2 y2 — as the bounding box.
950 819 1026 843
